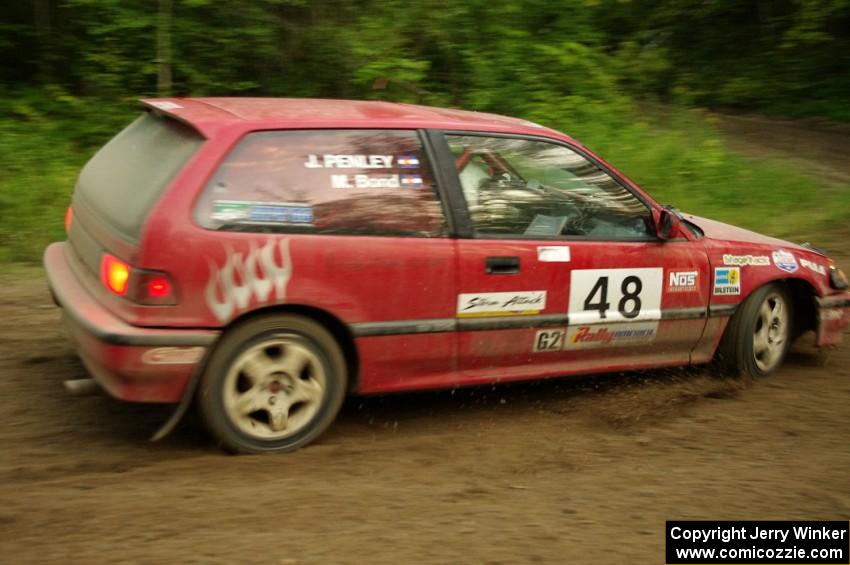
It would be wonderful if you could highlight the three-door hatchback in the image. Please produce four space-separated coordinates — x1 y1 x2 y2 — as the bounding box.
45 98 850 453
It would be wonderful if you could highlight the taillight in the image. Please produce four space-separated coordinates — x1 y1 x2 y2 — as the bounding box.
99 254 177 304
101 254 130 296
65 207 73 235
137 272 176 304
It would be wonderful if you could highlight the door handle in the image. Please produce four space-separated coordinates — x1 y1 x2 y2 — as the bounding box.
486 256 520 275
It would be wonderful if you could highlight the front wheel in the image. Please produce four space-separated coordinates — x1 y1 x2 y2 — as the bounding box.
717 283 793 378
198 314 347 454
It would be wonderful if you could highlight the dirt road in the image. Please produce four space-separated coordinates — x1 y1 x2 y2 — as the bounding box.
1 267 849 563
713 113 850 186
2 115 850 563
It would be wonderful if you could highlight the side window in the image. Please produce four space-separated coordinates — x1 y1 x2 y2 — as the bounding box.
196 130 446 237
446 135 653 239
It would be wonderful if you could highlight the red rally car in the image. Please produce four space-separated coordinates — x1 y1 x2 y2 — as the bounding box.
44 98 850 454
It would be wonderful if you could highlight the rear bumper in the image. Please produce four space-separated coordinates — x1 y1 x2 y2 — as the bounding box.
815 292 850 347
44 242 220 402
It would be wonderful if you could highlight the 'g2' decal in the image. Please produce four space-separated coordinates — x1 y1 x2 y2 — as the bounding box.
568 268 663 325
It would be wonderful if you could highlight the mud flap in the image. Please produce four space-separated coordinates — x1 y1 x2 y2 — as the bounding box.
149 349 211 442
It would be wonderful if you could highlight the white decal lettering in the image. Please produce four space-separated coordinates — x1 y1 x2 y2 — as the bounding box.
304 154 323 168
331 174 353 189
305 154 395 169
800 258 826 275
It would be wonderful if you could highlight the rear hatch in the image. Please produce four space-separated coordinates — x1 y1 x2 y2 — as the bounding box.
67 110 204 313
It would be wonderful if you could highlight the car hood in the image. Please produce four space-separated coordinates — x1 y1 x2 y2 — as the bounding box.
684 214 816 254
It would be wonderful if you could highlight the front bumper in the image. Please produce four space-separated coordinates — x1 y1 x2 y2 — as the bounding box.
815 293 850 347
44 242 220 402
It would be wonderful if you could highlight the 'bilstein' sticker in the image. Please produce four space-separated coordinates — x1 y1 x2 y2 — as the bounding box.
713 267 741 295
457 291 546 317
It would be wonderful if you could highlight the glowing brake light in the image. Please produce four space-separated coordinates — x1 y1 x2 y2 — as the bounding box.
146 276 172 299
65 207 73 235
98 254 177 303
100 254 130 296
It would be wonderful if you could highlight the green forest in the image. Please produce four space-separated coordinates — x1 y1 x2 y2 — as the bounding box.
2 0 849 263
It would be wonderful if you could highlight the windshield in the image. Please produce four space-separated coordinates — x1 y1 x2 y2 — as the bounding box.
75 111 204 240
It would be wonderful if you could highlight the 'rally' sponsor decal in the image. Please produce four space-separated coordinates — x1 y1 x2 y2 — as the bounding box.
564 322 658 349
772 250 799 273
533 323 658 352
723 254 770 267
713 267 741 295
457 291 546 317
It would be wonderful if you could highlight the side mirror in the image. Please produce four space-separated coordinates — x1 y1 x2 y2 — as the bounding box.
656 208 681 241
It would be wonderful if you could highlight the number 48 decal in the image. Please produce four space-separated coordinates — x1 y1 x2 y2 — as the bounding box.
569 268 662 324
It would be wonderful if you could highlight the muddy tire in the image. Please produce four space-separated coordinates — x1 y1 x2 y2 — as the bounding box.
717 283 793 378
198 314 347 454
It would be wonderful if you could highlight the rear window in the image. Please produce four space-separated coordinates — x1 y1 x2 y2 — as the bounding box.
194 129 446 237
75 111 204 239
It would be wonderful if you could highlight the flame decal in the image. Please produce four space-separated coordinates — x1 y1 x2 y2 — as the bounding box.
205 240 292 322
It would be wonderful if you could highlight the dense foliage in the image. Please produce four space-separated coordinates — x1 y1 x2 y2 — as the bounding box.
5 1 849 119
0 1 848 262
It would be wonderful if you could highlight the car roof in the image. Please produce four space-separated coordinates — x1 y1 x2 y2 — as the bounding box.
140 97 570 140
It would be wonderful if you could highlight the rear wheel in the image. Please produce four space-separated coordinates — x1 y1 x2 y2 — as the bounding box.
718 283 792 378
198 314 347 454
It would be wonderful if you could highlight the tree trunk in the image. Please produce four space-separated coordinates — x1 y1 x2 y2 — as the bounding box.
157 0 172 96
33 0 52 84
